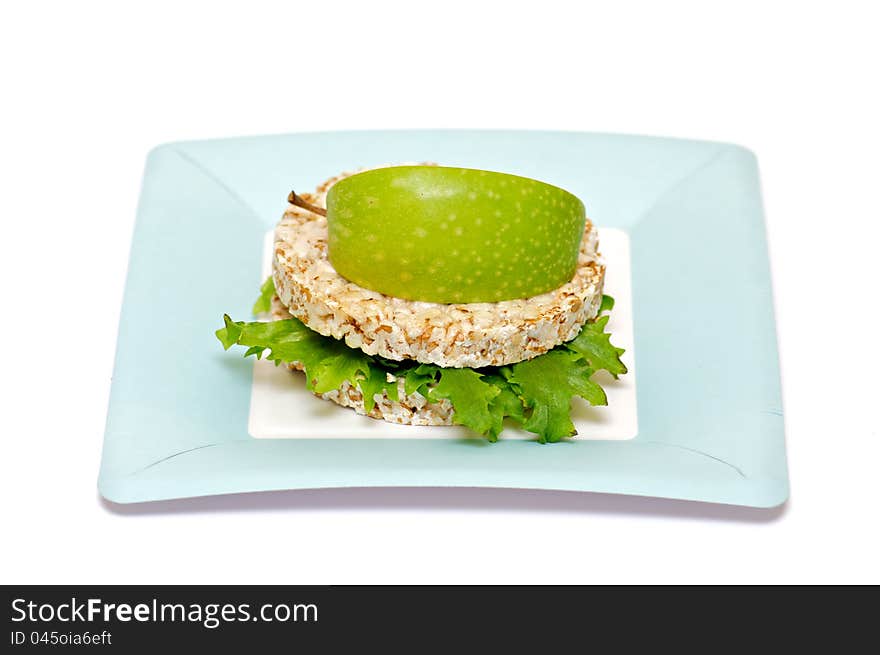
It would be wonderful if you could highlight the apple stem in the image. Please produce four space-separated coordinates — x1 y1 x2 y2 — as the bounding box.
288 190 327 217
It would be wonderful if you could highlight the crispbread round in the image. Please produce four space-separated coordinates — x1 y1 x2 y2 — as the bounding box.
272 170 605 368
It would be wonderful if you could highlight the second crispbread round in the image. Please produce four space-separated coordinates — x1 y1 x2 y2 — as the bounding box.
272 170 606 369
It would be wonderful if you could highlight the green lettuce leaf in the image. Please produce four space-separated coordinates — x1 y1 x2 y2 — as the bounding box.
426 368 501 439
252 276 276 315
357 367 400 413
404 363 440 397
482 373 526 442
217 293 626 443
217 315 370 393
564 314 627 378
506 350 607 442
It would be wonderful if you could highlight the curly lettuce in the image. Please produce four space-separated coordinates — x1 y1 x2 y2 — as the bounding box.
217 286 626 443
251 276 276 315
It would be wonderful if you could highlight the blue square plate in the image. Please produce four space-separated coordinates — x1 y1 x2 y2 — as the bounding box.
99 130 788 507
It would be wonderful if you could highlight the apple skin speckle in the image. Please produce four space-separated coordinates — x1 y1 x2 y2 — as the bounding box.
326 165 586 303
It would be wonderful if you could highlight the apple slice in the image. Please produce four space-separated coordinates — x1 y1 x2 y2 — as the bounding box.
325 166 586 303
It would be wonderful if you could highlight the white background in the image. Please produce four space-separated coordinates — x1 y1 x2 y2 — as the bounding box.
1 1 878 584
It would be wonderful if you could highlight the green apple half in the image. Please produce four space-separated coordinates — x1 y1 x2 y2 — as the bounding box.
326 166 586 303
